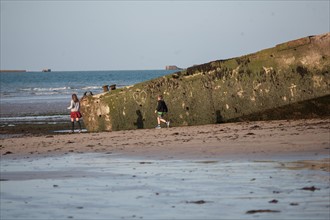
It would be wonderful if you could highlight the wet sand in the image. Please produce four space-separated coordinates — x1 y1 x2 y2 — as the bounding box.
1 154 329 219
1 118 329 219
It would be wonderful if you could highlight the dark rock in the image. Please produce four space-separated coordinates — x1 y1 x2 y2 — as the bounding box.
300 186 320 191
3 151 13 155
186 200 208 204
246 209 280 214
269 199 278 203
246 132 255 135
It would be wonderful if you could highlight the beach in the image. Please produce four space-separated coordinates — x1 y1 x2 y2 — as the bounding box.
1 2 329 218
1 118 329 219
1 118 329 161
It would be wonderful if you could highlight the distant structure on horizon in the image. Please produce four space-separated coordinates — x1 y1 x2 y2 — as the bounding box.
165 65 182 70
0 70 26 72
42 69 51 72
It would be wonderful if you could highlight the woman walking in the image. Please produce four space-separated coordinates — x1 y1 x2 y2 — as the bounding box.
67 93 82 133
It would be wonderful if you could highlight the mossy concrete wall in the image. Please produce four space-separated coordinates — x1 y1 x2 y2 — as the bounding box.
81 33 330 132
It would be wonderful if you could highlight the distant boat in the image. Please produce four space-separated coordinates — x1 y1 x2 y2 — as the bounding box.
42 69 51 72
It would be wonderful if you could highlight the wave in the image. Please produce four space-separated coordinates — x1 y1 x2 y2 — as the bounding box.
81 86 101 90
32 91 71 96
0 115 68 121
19 86 104 93
19 87 72 92
5 85 118 97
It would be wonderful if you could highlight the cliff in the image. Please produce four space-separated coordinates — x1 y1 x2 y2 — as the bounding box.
81 33 330 132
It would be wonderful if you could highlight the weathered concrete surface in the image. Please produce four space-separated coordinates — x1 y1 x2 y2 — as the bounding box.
81 33 330 132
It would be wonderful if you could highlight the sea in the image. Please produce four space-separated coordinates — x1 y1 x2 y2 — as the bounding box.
0 70 177 125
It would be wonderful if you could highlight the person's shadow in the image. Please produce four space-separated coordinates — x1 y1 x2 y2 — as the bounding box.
216 110 223 123
134 110 144 129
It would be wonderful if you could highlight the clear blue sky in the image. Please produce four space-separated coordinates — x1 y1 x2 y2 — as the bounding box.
1 0 329 71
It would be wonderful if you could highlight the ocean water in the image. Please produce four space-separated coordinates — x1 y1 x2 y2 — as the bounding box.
0 70 176 118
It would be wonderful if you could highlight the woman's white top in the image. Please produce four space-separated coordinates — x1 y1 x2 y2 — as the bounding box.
67 100 80 112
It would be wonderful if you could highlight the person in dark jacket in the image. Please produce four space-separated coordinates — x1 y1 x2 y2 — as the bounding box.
155 95 170 129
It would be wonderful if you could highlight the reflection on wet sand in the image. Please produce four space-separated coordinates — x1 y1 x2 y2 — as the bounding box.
281 158 330 172
1 154 329 220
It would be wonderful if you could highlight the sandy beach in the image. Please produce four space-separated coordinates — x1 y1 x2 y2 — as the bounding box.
1 118 329 162
1 118 329 219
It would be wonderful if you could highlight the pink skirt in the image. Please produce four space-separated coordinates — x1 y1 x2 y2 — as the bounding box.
70 111 82 119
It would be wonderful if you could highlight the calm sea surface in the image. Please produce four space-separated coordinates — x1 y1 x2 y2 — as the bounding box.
0 70 176 118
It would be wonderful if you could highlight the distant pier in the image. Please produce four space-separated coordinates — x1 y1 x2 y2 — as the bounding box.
0 70 26 72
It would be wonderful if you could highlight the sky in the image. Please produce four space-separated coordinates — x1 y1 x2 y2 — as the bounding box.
0 0 329 71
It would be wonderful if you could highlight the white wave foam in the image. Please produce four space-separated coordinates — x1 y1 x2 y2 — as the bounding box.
19 87 72 92
33 87 71 91
33 91 71 96
81 86 101 90
0 115 69 122
19 88 33 91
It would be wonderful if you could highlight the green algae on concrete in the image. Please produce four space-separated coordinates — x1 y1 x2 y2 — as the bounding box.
81 33 330 132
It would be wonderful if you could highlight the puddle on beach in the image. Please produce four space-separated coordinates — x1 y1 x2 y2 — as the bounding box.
1 154 329 219
53 129 88 133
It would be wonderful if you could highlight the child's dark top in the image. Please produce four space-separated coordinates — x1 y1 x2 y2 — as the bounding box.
156 100 168 112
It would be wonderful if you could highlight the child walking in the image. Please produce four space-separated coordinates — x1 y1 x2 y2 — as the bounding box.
68 93 82 133
155 95 170 129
